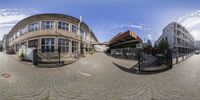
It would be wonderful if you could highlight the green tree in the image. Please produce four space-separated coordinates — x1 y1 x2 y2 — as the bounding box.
143 39 153 49
154 43 157 48
147 39 152 48
157 38 169 50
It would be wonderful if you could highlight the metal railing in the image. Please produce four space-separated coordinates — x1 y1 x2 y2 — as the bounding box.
172 52 194 65
138 49 172 72
110 48 138 60
33 49 62 65
109 48 173 72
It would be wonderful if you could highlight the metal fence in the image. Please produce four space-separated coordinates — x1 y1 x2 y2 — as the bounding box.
172 52 194 65
138 49 172 72
110 48 138 60
109 48 173 72
33 49 63 65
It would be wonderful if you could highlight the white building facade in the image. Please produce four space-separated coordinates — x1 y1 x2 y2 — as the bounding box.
156 22 195 54
196 41 200 50
2 34 10 53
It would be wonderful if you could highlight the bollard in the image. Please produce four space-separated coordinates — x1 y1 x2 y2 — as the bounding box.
33 49 37 65
138 51 141 71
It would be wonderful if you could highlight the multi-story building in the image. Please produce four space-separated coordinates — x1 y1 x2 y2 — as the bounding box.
156 22 195 54
196 41 200 50
2 34 9 53
5 13 98 56
0 41 2 51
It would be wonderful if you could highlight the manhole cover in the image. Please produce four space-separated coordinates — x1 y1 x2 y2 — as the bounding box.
1 73 11 78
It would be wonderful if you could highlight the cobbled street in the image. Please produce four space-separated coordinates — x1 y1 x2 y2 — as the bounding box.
1 52 200 100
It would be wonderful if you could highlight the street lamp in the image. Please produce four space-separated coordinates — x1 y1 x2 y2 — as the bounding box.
78 16 84 55
89 28 92 49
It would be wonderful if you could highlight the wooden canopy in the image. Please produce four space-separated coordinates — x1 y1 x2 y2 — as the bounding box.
108 30 142 48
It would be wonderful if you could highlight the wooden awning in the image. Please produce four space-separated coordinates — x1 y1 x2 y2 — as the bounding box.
108 30 142 48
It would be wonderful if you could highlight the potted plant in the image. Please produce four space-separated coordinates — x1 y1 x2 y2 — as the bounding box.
18 51 25 61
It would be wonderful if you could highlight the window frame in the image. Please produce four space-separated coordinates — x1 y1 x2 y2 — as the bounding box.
71 24 78 33
80 29 86 38
41 38 55 52
58 38 69 53
28 39 38 48
20 26 27 35
28 22 39 32
41 21 55 30
72 41 79 53
16 31 20 38
58 21 69 31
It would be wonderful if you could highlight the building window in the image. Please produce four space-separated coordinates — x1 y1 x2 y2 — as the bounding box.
41 21 55 29
182 40 185 46
174 37 176 44
21 41 27 48
86 33 90 40
16 31 20 38
28 39 38 48
58 38 69 53
177 38 181 45
28 22 39 32
80 29 86 38
14 34 17 39
20 27 27 35
72 41 78 53
15 44 19 52
12 35 14 40
71 25 77 33
177 24 181 29
58 22 69 31
41 38 54 52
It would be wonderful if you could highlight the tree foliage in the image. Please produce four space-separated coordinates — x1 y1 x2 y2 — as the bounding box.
157 38 169 50
143 39 153 49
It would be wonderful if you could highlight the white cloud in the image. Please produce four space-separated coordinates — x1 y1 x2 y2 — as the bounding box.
109 23 154 43
0 9 39 40
111 23 151 31
178 10 200 40
120 24 143 29
147 34 152 40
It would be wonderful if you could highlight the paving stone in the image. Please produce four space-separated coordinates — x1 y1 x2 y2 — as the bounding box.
0 52 200 100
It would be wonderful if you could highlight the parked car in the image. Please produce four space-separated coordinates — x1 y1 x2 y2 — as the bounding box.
195 50 200 54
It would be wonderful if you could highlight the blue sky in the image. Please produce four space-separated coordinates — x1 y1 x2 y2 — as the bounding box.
0 0 200 44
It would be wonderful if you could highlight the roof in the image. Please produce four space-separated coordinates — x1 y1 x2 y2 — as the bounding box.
108 30 142 48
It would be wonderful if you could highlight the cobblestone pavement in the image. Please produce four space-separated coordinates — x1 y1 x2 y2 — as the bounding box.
0 52 200 100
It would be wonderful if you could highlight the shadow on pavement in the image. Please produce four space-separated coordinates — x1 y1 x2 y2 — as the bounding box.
35 60 78 68
112 62 169 75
